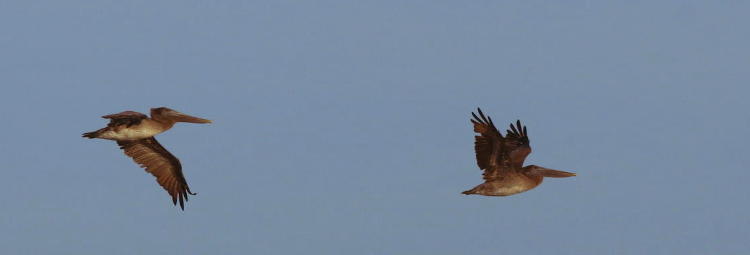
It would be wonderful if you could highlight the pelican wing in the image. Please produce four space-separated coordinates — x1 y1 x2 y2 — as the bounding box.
503 119 531 168
470 108 532 180
103 111 148 127
117 137 195 210
471 108 504 171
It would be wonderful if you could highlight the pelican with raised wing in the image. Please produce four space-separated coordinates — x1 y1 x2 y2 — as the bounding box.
83 107 211 210
462 108 575 196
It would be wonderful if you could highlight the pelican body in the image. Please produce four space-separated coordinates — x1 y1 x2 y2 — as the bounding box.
462 108 575 196
87 108 210 141
83 107 211 210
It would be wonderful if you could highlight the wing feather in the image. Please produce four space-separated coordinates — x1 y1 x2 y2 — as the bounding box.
117 137 195 210
470 108 533 180
505 120 531 167
471 108 504 172
103 111 148 127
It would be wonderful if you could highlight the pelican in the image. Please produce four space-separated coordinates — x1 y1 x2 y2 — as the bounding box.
462 108 575 196
83 107 211 210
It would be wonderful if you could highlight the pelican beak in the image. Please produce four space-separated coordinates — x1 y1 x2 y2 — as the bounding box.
537 167 576 178
171 111 212 124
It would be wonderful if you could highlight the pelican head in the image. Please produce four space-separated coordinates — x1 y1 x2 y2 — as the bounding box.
525 165 576 178
151 107 212 124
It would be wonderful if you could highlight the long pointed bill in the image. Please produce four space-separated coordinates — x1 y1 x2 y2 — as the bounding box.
172 112 212 124
537 168 576 178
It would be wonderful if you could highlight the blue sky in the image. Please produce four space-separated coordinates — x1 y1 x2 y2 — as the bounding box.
1 1 748 254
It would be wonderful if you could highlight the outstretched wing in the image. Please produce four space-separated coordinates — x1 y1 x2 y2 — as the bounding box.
471 108 504 172
470 108 532 180
103 111 148 128
117 137 196 210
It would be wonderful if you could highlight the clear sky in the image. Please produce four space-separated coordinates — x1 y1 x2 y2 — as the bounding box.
1 1 748 254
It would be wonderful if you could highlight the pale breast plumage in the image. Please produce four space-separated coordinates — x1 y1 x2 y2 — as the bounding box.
96 119 169 141
82 107 211 210
463 108 575 196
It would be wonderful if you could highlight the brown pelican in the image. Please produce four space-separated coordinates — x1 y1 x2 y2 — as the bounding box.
462 108 575 196
83 107 211 210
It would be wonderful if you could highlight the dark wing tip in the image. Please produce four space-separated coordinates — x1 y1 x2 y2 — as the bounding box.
179 194 185 210
476 108 487 120
471 108 490 126
471 112 481 123
473 108 492 125
508 120 527 135
175 189 196 210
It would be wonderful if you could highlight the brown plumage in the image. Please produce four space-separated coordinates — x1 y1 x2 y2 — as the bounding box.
118 138 195 210
83 107 211 210
463 108 575 196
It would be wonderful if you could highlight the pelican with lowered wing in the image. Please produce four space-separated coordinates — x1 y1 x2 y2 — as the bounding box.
83 107 211 210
